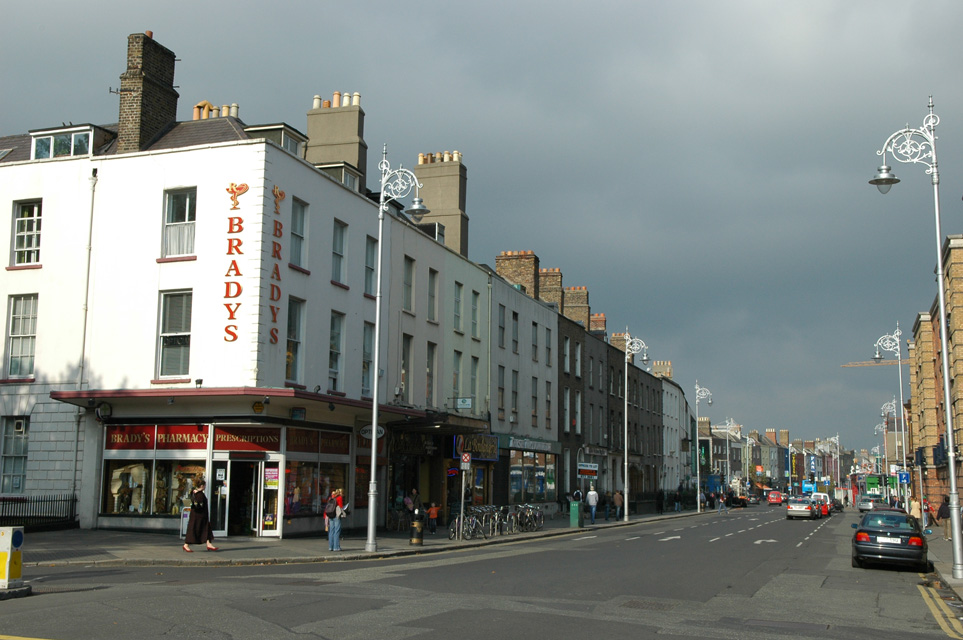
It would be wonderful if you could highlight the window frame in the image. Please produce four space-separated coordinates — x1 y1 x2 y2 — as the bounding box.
403 256 415 312
328 311 345 391
454 282 463 331
331 219 347 284
364 236 377 296
427 269 438 322
0 417 28 494
362 322 374 397
157 291 192 378
290 198 307 268
13 201 42 266
163 188 197 258
7 294 38 378
285 297 304 383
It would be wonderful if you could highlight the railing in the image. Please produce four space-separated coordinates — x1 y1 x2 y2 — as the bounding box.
0 494 77 531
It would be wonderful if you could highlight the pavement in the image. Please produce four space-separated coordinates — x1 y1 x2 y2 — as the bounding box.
7 506 963 600
16 509 645 567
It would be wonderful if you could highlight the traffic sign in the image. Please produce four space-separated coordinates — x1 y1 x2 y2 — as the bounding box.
460 452 471 470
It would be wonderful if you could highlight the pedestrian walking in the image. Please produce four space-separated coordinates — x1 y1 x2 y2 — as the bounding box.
699 490 706 511
674 491 682 512
717 492 729 514
603 491 612 520
586 485 599 524
910 497 922 521
613 490 624 520
923 497 931 528
183 479 218 552
936 496 952 541
656 490 664 515
427 502 440 534
325 488 346 551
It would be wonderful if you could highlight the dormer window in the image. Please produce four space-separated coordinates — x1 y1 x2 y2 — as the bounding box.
31 127 91 160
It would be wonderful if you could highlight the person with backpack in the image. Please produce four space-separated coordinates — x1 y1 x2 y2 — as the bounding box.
325 488 346 551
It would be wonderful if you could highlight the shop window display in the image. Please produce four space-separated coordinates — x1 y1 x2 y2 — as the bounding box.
101 460 206 516
508 450 557 504
283 461 347 516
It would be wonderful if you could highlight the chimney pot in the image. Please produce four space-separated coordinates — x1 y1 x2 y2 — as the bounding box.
313 95 322 109
145 30 153 38
230 103 238 118
352 92 360 106
322 100 331 108
333 91 341 108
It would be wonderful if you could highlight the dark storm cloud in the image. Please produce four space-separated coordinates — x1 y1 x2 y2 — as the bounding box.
4 1 963 452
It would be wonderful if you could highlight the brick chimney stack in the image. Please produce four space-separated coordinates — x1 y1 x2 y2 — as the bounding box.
563 286 590 327
495 251 539 298
117 32 179 154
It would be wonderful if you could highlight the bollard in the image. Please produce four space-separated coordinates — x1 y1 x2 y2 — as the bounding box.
410 519 424 545
0 527 24 589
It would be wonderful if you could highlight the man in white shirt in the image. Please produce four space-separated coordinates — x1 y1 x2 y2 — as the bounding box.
586 486 600 524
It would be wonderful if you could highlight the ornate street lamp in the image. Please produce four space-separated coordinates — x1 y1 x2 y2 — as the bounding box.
365 145 429 553
870 97 962 577
881 397 905 505
694 381 712 512
623 329 648 522
874 422 889 499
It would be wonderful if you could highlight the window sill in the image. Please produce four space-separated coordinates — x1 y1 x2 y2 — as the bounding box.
402 309 416 318
6 264 42 271
156 255 197 264
0 377 35 384
363 293 376 301
150 377 191 385
284 381 306 390
289 263 310 275
427 319 439 326
331 280 349 291
328 390 346 397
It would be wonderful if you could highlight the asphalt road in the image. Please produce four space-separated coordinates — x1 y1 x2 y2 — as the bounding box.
3 508 962 639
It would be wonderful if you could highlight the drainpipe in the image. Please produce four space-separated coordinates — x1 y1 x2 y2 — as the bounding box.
72 167 98 508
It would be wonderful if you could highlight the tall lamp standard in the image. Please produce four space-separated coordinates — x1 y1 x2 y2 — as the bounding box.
828 434 841 498
870 96 962 578
874 324 907 481
881 398 905 505
365 145 429 553
874 423 890 500
694 381 712 512
623 329 648 522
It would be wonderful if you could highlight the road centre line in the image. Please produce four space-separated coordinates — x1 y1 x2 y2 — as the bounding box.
574 536 597 540
625 536 640 541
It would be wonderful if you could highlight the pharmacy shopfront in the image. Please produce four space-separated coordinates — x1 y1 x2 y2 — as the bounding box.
100 424 351 537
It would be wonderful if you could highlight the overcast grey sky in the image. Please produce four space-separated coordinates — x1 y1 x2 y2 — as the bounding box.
4 1 963 453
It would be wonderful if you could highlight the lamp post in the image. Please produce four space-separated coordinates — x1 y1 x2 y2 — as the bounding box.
874 423 889 500
874 324 907 481
871 445 881 475
745 436 756 495
870 96 962 578
881 397 905 506
365 145 429 553
623 329 648 522
722 418 738 495
828 434 841 498
694 381 712 512
788 445 796 495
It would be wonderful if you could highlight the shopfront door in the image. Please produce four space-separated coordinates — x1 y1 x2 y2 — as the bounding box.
209 458 281 537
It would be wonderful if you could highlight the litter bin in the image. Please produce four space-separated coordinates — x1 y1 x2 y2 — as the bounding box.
410 519 424 545
570 501 582 528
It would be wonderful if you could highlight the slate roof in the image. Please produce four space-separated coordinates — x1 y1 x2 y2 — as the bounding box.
1 116 257 164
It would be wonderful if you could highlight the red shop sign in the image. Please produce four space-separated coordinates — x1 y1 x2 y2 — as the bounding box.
214 426 281 451
105 425 154 450
156 425 208 450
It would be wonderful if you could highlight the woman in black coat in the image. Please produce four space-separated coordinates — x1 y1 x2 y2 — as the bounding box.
183 479 218 552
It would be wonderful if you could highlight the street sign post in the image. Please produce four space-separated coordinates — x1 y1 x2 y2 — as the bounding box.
459 453 471 540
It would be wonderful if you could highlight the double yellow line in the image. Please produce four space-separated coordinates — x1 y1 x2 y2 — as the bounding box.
919 581 963 638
